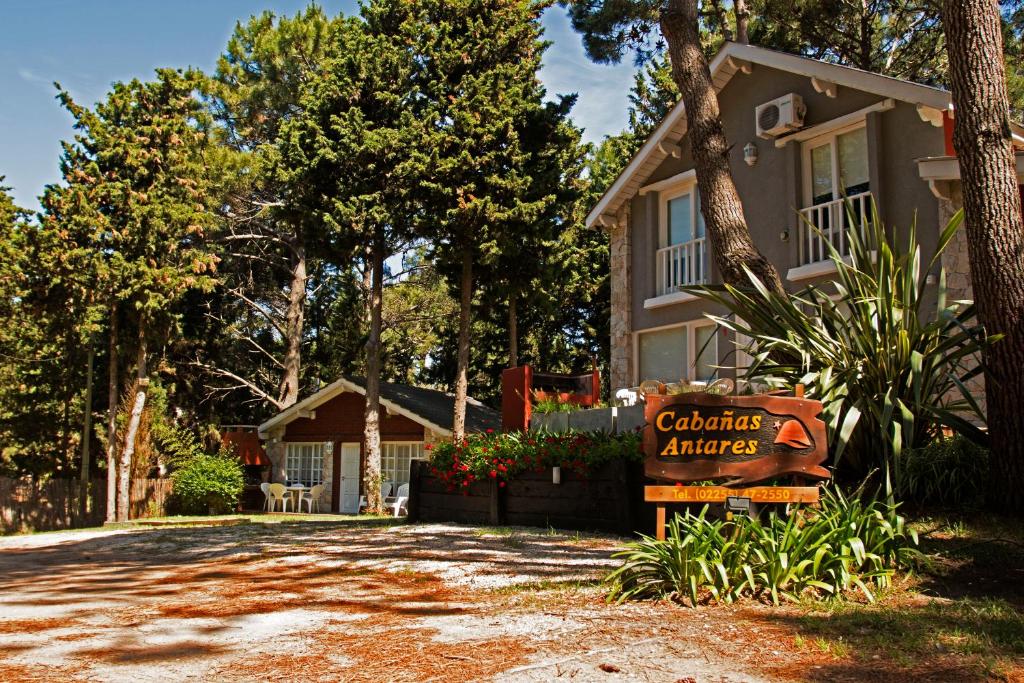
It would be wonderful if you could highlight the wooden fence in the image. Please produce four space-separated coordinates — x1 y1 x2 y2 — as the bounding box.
407 459 649 534
0 477 174 535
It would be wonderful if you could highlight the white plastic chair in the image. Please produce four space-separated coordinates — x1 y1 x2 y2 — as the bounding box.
268 482 291 512
388 483 409 518
260 482 272 512
300 484 325 513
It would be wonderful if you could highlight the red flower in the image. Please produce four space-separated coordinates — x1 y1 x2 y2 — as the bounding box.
462 480 470 487
674 482 683 487
486 428 494 434
489 470 497 478
498 481 506 488
425 443 434 450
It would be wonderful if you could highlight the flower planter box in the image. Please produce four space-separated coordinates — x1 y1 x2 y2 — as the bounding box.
529 412 569 432
411 467 497 525
566 407 614 432
408 459 645 534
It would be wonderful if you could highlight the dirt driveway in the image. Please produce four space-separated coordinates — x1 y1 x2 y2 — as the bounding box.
0 519 982 682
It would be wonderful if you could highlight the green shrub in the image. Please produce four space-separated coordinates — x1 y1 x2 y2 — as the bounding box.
605 486 920 606
689 206 994 487
171 452 245 515
428 430 643 491
899 434 989 508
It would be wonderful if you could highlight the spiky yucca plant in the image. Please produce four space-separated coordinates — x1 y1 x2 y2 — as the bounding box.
689 205 994 489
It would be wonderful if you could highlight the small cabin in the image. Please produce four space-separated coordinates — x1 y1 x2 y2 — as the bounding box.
258 377 500 513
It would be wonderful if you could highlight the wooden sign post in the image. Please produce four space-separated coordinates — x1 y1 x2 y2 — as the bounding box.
642 390 830 540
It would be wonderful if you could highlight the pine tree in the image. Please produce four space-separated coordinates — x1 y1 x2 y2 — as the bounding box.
281 10 425 512
205 7 342 411
43 69 219 521
943 0 1024 514
407 0 561 439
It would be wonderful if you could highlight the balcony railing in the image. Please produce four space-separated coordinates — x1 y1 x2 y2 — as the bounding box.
797 191 873 267
656 238 707 296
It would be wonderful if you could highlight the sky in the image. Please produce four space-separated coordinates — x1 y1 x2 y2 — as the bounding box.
0 0 637 212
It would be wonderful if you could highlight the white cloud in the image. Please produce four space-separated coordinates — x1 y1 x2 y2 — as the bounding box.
539 7 636 145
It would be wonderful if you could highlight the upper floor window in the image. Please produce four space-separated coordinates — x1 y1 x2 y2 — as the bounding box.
799 124 872 267
657 183 708 295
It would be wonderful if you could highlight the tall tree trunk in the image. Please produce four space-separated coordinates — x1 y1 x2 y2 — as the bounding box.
453 249 473 441
105 303 118 524
859 0 873 71
661 0 784 294
79 339 95 518
362 240 385 514
943 0 1024 514
710 0 732 42
117 325 148 523
508 295 518 368
278 238 306 408
734 0 749 44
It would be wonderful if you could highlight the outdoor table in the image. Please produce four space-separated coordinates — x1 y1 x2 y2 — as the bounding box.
285 484 307 512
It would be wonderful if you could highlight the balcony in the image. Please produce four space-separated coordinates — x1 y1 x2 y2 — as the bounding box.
796 191 873 269
655 238 708 297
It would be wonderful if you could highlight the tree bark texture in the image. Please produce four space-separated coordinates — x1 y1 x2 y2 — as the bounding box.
105 303 118 523
117 325 148 523
660 0 784 294
734 0 749 44
362 241 385 514
452 249 473 442
943 0 1024 514
508 295 518 369
79 340 95 518
277 238 306 408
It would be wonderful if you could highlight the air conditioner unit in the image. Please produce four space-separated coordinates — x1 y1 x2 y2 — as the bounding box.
755 93 806 138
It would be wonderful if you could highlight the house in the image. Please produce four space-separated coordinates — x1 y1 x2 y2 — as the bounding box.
257 377 500 513
588 41 1024 399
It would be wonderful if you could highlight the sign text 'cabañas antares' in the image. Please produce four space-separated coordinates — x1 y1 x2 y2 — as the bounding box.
642 393 830 485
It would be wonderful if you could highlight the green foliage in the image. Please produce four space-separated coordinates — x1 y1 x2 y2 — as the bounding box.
690 207 993 486
606 486 920 606
752 1 947 84
171 452 245 515
900 434 990 508
427 430 643 490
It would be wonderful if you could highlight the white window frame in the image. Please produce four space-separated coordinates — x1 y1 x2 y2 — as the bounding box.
632 319 719 386
801 121 869 208
285 442 325 488
380 441 426 491
654 174 708 298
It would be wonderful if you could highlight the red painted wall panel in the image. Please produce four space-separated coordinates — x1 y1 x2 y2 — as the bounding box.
282 391 425 443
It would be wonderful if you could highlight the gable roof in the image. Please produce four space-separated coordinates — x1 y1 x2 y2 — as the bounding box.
257 376 500 439
586 41 956 230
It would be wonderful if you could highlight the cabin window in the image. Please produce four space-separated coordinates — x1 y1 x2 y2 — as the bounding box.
799 124 873 266
381 442 425 491
285 442 325 488
635 320 718 384
657 183 708 295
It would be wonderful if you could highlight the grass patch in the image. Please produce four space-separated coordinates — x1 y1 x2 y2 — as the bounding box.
785 595 1024 676
473 526 517 537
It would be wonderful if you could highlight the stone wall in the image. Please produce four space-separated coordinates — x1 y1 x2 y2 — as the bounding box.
609 208 633 391
936 180 987 419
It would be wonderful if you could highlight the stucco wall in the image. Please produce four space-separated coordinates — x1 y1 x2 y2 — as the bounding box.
614 64 947 390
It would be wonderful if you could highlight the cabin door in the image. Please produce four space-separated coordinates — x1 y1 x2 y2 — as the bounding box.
339 443 361 514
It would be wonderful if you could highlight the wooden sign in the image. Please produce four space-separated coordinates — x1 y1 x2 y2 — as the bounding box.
644 485 821 504
643 392 830 485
